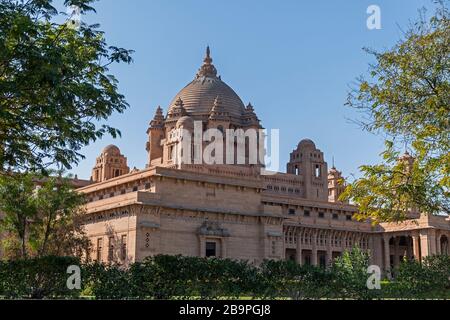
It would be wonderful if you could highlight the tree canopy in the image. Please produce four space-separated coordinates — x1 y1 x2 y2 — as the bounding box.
0 171 89 259
0 0 133 172
342 1 449 223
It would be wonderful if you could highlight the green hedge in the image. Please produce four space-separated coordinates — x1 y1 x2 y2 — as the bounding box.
1 253 449 300
0 256 81 299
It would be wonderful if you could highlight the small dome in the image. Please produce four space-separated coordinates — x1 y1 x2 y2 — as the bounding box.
298 139 316 150
176 116 194 130
102 144 121 155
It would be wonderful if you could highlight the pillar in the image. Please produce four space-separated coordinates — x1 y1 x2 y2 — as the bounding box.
419 230 430 260
412 232 420 261
429 229 437 256
327 231 333 265
296 229 302 265
311 230 318 266
383 235 390 272
435 233 441 255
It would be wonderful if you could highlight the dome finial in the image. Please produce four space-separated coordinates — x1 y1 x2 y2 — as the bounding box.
197 46 218 78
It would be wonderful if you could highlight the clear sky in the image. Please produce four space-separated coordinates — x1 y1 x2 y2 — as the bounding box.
67 0 433 180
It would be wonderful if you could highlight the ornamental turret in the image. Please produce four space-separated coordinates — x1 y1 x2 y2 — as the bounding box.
328 164 347 203
146 106 165 167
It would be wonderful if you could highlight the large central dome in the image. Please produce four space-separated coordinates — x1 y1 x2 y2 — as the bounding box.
168 47 246 119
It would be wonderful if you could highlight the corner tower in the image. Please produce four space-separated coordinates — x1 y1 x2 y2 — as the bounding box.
287 139 328 201
91 145 130 183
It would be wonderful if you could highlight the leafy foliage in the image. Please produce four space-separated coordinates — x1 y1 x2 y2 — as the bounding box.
1 253 449 300
343 1 450 222
388 255 450 298
0 0 133 172
0 255 80 299
331 247 376 299
0 172 90 259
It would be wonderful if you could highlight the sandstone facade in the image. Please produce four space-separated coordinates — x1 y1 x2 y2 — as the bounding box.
74 48 450 271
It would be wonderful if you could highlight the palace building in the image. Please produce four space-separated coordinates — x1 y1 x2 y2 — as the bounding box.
77 48 449 271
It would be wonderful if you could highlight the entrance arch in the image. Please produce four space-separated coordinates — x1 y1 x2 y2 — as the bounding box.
440 235 449 255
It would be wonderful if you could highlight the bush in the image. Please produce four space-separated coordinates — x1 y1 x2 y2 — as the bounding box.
331 247 376 300
388 255 450 298
1 253 449 299
83 263 131 299
0 256 81 299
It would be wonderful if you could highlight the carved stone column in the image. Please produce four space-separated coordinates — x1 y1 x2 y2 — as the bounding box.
412 232 420 261
296 228 302 265
383 235 391 272
326 230 333 264
435 233 441 255
428 229 437 256
420 229 430 260
311 229 318 266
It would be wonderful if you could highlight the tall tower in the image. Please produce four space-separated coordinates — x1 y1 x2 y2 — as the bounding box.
91 145 130 183
287 139 328 201
328 166 347 203
146 106 165 167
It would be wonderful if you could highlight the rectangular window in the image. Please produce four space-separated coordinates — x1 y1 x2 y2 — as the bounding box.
96 238 103 262
108 237 114 263
304 210 310 217
205 241 217 257
333 213 339 220
346 215 352 221
288 209 296 215
318 212 325 219
121 235 127 261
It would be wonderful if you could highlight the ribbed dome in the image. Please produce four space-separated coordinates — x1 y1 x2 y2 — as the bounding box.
168 47 246 119
298 139 316 150
102 144 121 155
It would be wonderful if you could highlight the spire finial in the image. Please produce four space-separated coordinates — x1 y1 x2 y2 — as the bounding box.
196 46 218 78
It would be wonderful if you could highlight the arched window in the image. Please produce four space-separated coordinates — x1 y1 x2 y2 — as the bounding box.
315 165 321 178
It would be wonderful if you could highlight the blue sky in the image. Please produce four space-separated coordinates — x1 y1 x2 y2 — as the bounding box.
67 0 433 180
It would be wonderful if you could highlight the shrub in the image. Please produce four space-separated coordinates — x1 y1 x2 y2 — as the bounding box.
331 247 376 300
0 256 81 299
389 255 450 298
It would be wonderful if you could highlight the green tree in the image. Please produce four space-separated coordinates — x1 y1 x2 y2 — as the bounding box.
0 0 133 172
343 1 449 223
0 173 37 258
31 174 89 258
0 172 90 259
331 247 374 299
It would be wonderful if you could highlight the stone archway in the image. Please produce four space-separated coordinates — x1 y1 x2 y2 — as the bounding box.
440 235 449 255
